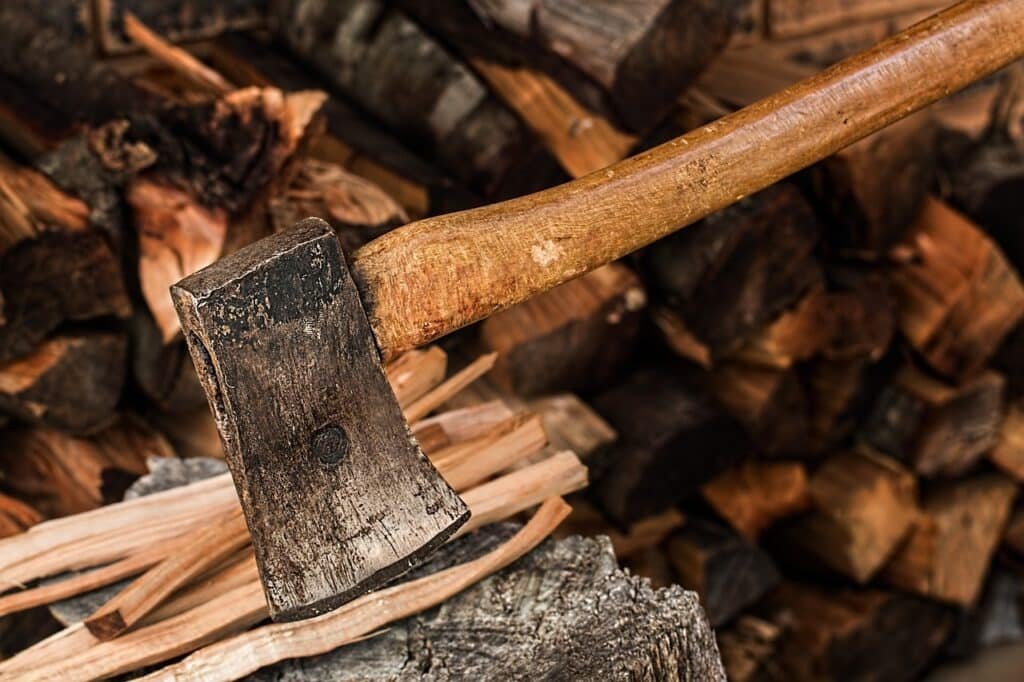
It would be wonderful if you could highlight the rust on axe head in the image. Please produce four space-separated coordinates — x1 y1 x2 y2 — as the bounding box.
171 218 469 621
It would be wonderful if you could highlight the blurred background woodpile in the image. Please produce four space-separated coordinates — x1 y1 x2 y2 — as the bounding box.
0 1 1022 679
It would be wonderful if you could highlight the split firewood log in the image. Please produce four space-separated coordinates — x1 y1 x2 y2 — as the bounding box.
590 368 751 525
666 517 780 627
761 581 954 682
701 460 810 542
479 263 646 396
768 449 917 583
644 183 822 363
269 0 564 199
887 197 1024 379
861 363 1006 477
882 473 1018 606
209 32 478 219
453 0 740 132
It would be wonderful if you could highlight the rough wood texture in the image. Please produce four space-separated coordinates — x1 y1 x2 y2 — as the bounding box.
527 393 616 461
667 517 779 627
479 263 645 396
812 109 939 255
0 154 131 364
172 219 468 621
861 364 1006 477
590 368 750 525
93 0 266 55
770 449 917 582
0 419 170 519
765 582 954 682
463 0 740 131
888 197 1024 378
0 333 126 434
270 0 560 199
247 530 726 680
643 183 821 362
883 473 1018 606
208 32 477 218
351 1 1024 358
990 402 1024 481
701 460 810 541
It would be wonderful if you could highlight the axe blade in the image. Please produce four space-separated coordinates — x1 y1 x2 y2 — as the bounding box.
172 218 468 621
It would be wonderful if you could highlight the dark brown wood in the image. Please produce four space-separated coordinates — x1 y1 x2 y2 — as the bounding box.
811 109 940 256
989 401 1024 481
700 460 811 541
208 32 478 218
667 517 780 627
943 560 1024 659
882 473 1018 606
269 0 562 199
479 263 645 396
462 0 740 131
172 219 469 621
643 183 823 361
0 154 131 365
861 364 1006 477
0 492 42 539
0 334 127 435
92 0 266 55
590 368 751 525
716 615 784 682
706 362 811 455
764 582 954 682
769 449 917 582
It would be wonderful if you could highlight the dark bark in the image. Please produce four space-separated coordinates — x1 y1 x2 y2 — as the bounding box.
463 0 741 131
667 517 780 627
590 368 751 525
269 0 563 199
92 0 266 54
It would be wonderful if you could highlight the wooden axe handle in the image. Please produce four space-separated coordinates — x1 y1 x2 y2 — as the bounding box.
352 0 1024 359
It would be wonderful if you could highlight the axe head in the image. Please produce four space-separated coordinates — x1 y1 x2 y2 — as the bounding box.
172 218 468 621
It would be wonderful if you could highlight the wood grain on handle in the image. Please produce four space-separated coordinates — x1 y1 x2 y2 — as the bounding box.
352 0 1024 359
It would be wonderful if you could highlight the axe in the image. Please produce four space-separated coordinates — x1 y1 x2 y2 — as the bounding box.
173 0 1024 622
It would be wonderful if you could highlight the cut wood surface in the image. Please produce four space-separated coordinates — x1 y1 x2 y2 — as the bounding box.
770 449 917 582
666 517 779 627
883 473 1018 605
991 403 1024 481
701 460 811 541
480 263 645 396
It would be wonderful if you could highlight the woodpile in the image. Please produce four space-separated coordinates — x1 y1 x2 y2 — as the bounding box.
0 1 1022 680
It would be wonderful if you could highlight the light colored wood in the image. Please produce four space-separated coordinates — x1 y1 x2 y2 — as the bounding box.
766 0 949 39
140 499 571 682
701 460 810 541
353 0 1024 358
412 400 515 452
431 415 548 491
471 59 636 177
403 353 498 422
990 403 1024 481
385 347 448 408
84 508 250 640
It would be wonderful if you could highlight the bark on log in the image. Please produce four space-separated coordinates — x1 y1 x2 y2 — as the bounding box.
590 368 751 525
764 582 954 682
209 32 478 218
0 334 126 434
479 263 646 396
92 0 266 55
861 364 1006 477
463 0 740 131
270 0 563 199
666 517 780 627
643 183 822 362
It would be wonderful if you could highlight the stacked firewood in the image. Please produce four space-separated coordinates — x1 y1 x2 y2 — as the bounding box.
0 1 1022 679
